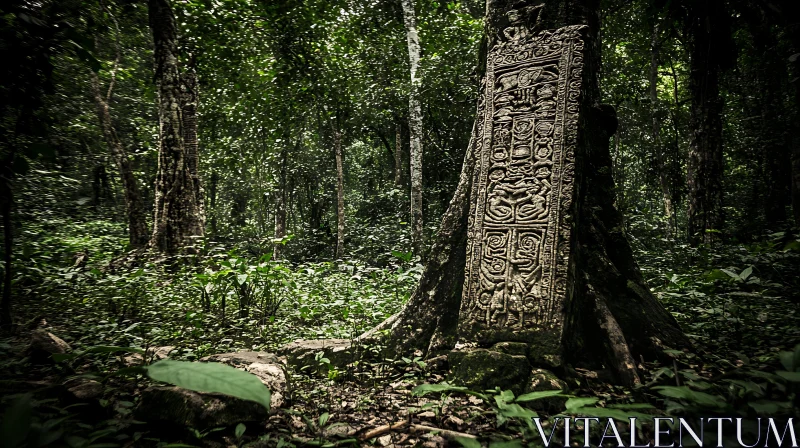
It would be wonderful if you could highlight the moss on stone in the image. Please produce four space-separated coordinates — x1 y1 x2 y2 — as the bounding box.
491 342 529 357
448 349 531 395
527 368 569 411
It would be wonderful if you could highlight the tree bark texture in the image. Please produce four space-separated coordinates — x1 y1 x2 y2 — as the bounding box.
394 122 403 188
753 21 791 224
0 155 13 328
148 0 204 254
334 123 345 259
181 56 206 235
90 72 149 248
787 13 800 227
273 146 288 259
648 20 675 237
361 0 690 385
401 0 424 257
686 0 727 245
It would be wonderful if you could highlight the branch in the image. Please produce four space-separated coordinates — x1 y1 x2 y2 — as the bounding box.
100 0 122 103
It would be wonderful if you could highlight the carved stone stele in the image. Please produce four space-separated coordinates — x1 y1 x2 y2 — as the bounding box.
458 25 587 362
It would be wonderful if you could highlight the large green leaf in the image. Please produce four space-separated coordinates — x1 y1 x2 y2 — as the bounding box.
515 390 563 402
565 397 598 410
776 371 800 382
0 394 33 448
653 386 726 409
454 437 481 448
411 383 469 396
146 360 271 410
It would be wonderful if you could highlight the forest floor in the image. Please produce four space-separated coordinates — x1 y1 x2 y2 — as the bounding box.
0 223 799 447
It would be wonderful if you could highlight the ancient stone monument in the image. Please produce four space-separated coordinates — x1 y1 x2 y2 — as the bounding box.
458 25 586 367
284 9 689 389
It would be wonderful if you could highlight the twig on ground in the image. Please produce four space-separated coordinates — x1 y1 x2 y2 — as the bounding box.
359 420 410 440
410 424 477 440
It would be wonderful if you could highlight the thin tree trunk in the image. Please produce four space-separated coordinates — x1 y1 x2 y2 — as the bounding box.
274 147 288 259
401 0 424 256
148 0 203 253
394 122 403 188
613 128 623 211
686 0 726 246
785 18 800 226
0 155 13 328
334 122 345 259
90 72 149 248
181 55 205 236
209 170 218 237
649 20 674 237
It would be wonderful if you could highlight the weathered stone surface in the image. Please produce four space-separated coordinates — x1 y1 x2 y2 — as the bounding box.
526 368 568 411
278 339 353 373
201 351 287 408
64 378 104 401
448 349 531 395
459 25 586 363
134 351 287 427
123 345 176 366
28 330 71 364
135 386 268 428
491 341 529 357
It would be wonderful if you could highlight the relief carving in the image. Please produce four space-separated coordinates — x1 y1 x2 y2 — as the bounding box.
459 25 586 345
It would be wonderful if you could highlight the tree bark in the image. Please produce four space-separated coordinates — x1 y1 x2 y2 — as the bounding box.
686 0 727 246
273 146 288 259
401 0 424 257
90 72 149 248
360 0 690 385
648 20 675 238
148 0 204 253
0 154 13 329
181 55 206 236
786 13 800 227
334 121 345 259
753 22 791 225
394 122 403 188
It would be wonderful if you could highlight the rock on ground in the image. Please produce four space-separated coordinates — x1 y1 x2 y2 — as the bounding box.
527 368 569 411
278 339 354 374
201 351 288 409
136 386 269 428
123 345 176 366
448 348 531 395
28 330 71 364
134 351 288 428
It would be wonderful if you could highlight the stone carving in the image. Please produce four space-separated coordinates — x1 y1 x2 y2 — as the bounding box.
459 24 586 350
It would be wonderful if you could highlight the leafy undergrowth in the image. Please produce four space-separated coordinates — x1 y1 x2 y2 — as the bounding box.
0 223 798 447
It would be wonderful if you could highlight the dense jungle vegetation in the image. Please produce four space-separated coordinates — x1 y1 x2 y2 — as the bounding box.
0 0 798 446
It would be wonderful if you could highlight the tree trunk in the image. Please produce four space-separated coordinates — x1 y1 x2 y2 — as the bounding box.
334 121 345 259
273 147 288 259
148 0 204 253
755 28 791 225
209 170 218 237
401 0 424 257
0 154 13 329
786 15 800 226
360 0 690 386
648 20 674 238
686 0 727 246
181 55 206 236
90 72 149 248
394 122 403 188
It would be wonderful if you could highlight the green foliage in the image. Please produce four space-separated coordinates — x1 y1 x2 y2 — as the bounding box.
146 359 272 410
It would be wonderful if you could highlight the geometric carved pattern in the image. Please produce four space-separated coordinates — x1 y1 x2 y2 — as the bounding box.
459 25 586 345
